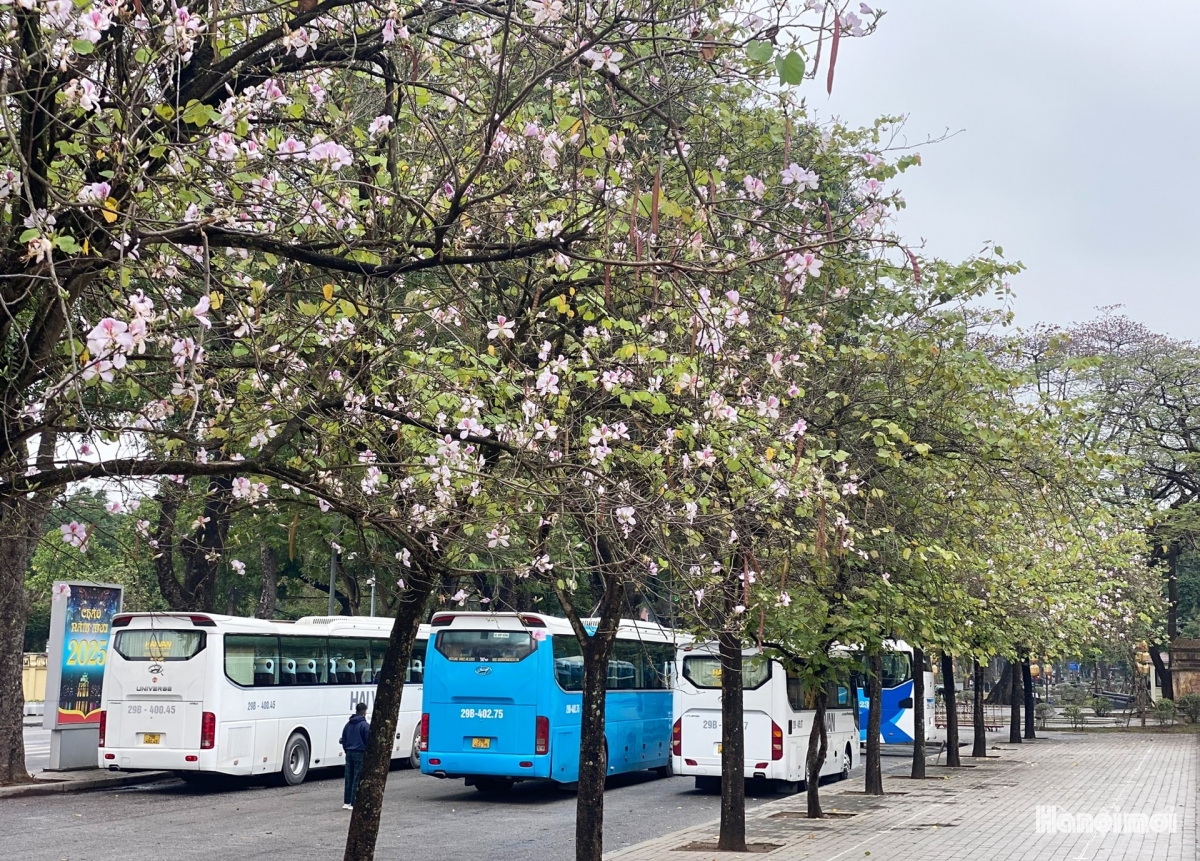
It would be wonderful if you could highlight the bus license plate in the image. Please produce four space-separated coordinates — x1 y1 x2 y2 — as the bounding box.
716 743 722 754
143 733 161 745
471 738 491 749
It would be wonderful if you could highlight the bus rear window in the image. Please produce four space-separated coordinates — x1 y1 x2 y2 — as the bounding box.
683 655 771 690
114 630 206 661
436 630 536 662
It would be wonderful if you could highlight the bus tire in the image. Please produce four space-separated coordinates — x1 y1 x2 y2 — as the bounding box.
280 732 310 786
408 729 421 770
840 745 852 781
653 757 673 778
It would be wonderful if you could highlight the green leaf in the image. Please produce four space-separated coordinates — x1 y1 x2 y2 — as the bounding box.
745 40 774 63
776 51 805 86
72 40 95 56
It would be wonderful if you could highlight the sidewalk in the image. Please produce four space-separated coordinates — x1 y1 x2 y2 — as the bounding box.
606 732 1197 861
0 769 173 800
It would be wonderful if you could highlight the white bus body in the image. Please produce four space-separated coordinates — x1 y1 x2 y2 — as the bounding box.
672 644 858 789
98 612 429 784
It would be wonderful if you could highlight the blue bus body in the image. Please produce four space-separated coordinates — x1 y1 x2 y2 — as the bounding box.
420 612 679 786
848 640 939 745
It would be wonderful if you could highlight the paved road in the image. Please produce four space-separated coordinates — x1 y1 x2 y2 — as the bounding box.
3 759 793 861
9 725 937 861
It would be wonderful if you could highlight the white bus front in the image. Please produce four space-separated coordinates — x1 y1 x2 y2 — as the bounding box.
672 645 858 790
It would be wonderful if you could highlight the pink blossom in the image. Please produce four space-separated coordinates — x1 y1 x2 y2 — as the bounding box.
780 163 819 190
60 521 89 551
308 141 353 170
52 582 72 602
742 175 766 200
486 315 515 340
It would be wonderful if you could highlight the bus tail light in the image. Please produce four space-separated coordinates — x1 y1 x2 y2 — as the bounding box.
535 716 549 755
771 721 783 761
419 713 429 751
519 615 545 628
98 710 107 747
188 615 216 627
200 712 216 749
430 615 455 627
671 719 681 756
111 615 133 628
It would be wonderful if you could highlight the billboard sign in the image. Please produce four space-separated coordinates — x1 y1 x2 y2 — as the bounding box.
43 582 123 729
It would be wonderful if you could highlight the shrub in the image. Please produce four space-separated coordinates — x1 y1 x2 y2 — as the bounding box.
1176 693 1200 724
1035 703 1055 730
1153 698 1176 728
1063 705 1086 729
1090 696 1112 718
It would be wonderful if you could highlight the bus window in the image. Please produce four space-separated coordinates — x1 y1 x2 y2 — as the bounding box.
612 640 676 690
329 638 370 684
113 629 206 661
881 653 913 688
436 630 536 662
683 654 771 690
785 664 805 711
831 683 852 707
225 635 280 687
280 635 327 685
553 634 584 691
407 638 427 684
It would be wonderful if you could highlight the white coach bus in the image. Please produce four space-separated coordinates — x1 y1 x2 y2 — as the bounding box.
672 643 858 791
99 612 429 784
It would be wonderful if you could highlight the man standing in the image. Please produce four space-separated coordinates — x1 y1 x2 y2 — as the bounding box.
339 701 370 810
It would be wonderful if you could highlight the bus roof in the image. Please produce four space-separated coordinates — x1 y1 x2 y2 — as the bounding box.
111 611 429 639
429 611 689 644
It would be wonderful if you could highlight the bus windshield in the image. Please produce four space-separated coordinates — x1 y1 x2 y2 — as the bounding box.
683 654 771 689
436 630 537 662
881 653 912 688
113 629 206 661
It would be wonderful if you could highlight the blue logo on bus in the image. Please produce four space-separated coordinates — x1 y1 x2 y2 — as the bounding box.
475 666 492 675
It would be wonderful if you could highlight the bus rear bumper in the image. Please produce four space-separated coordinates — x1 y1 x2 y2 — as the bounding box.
421 752 551 781
676 760 788 781
98 748 226 773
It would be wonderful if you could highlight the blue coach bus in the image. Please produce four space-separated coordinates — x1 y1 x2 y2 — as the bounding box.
843 640 938 745
419 612 684 791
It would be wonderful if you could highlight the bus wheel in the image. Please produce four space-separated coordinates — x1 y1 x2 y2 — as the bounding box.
474 778 515 793
408 729 421 770
281 733 310 786
653 757 673 778
840 746 852 781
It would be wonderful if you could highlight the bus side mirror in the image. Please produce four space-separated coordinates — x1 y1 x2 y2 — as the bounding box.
898 697 913 709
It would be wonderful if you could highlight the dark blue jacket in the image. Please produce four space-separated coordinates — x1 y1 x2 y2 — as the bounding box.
340 714 370 752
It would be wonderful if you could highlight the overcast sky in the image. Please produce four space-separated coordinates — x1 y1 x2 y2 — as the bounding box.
826 1 1199 341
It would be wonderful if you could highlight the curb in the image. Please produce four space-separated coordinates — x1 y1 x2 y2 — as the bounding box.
0 770 174 799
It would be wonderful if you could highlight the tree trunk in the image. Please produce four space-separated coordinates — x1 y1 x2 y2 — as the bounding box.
717 629 747 850
941 653 960 766
911 647 926 779
1149 645 1173 701
0 436 57 785
986 661 1012 705
153 478 234 612
1008 659 1022 744
256 542 278 619
865 652 883 795
805 684 828 818
342 568 434 861
1022 657 1036 740
564 578 624 861
972 658 987 757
